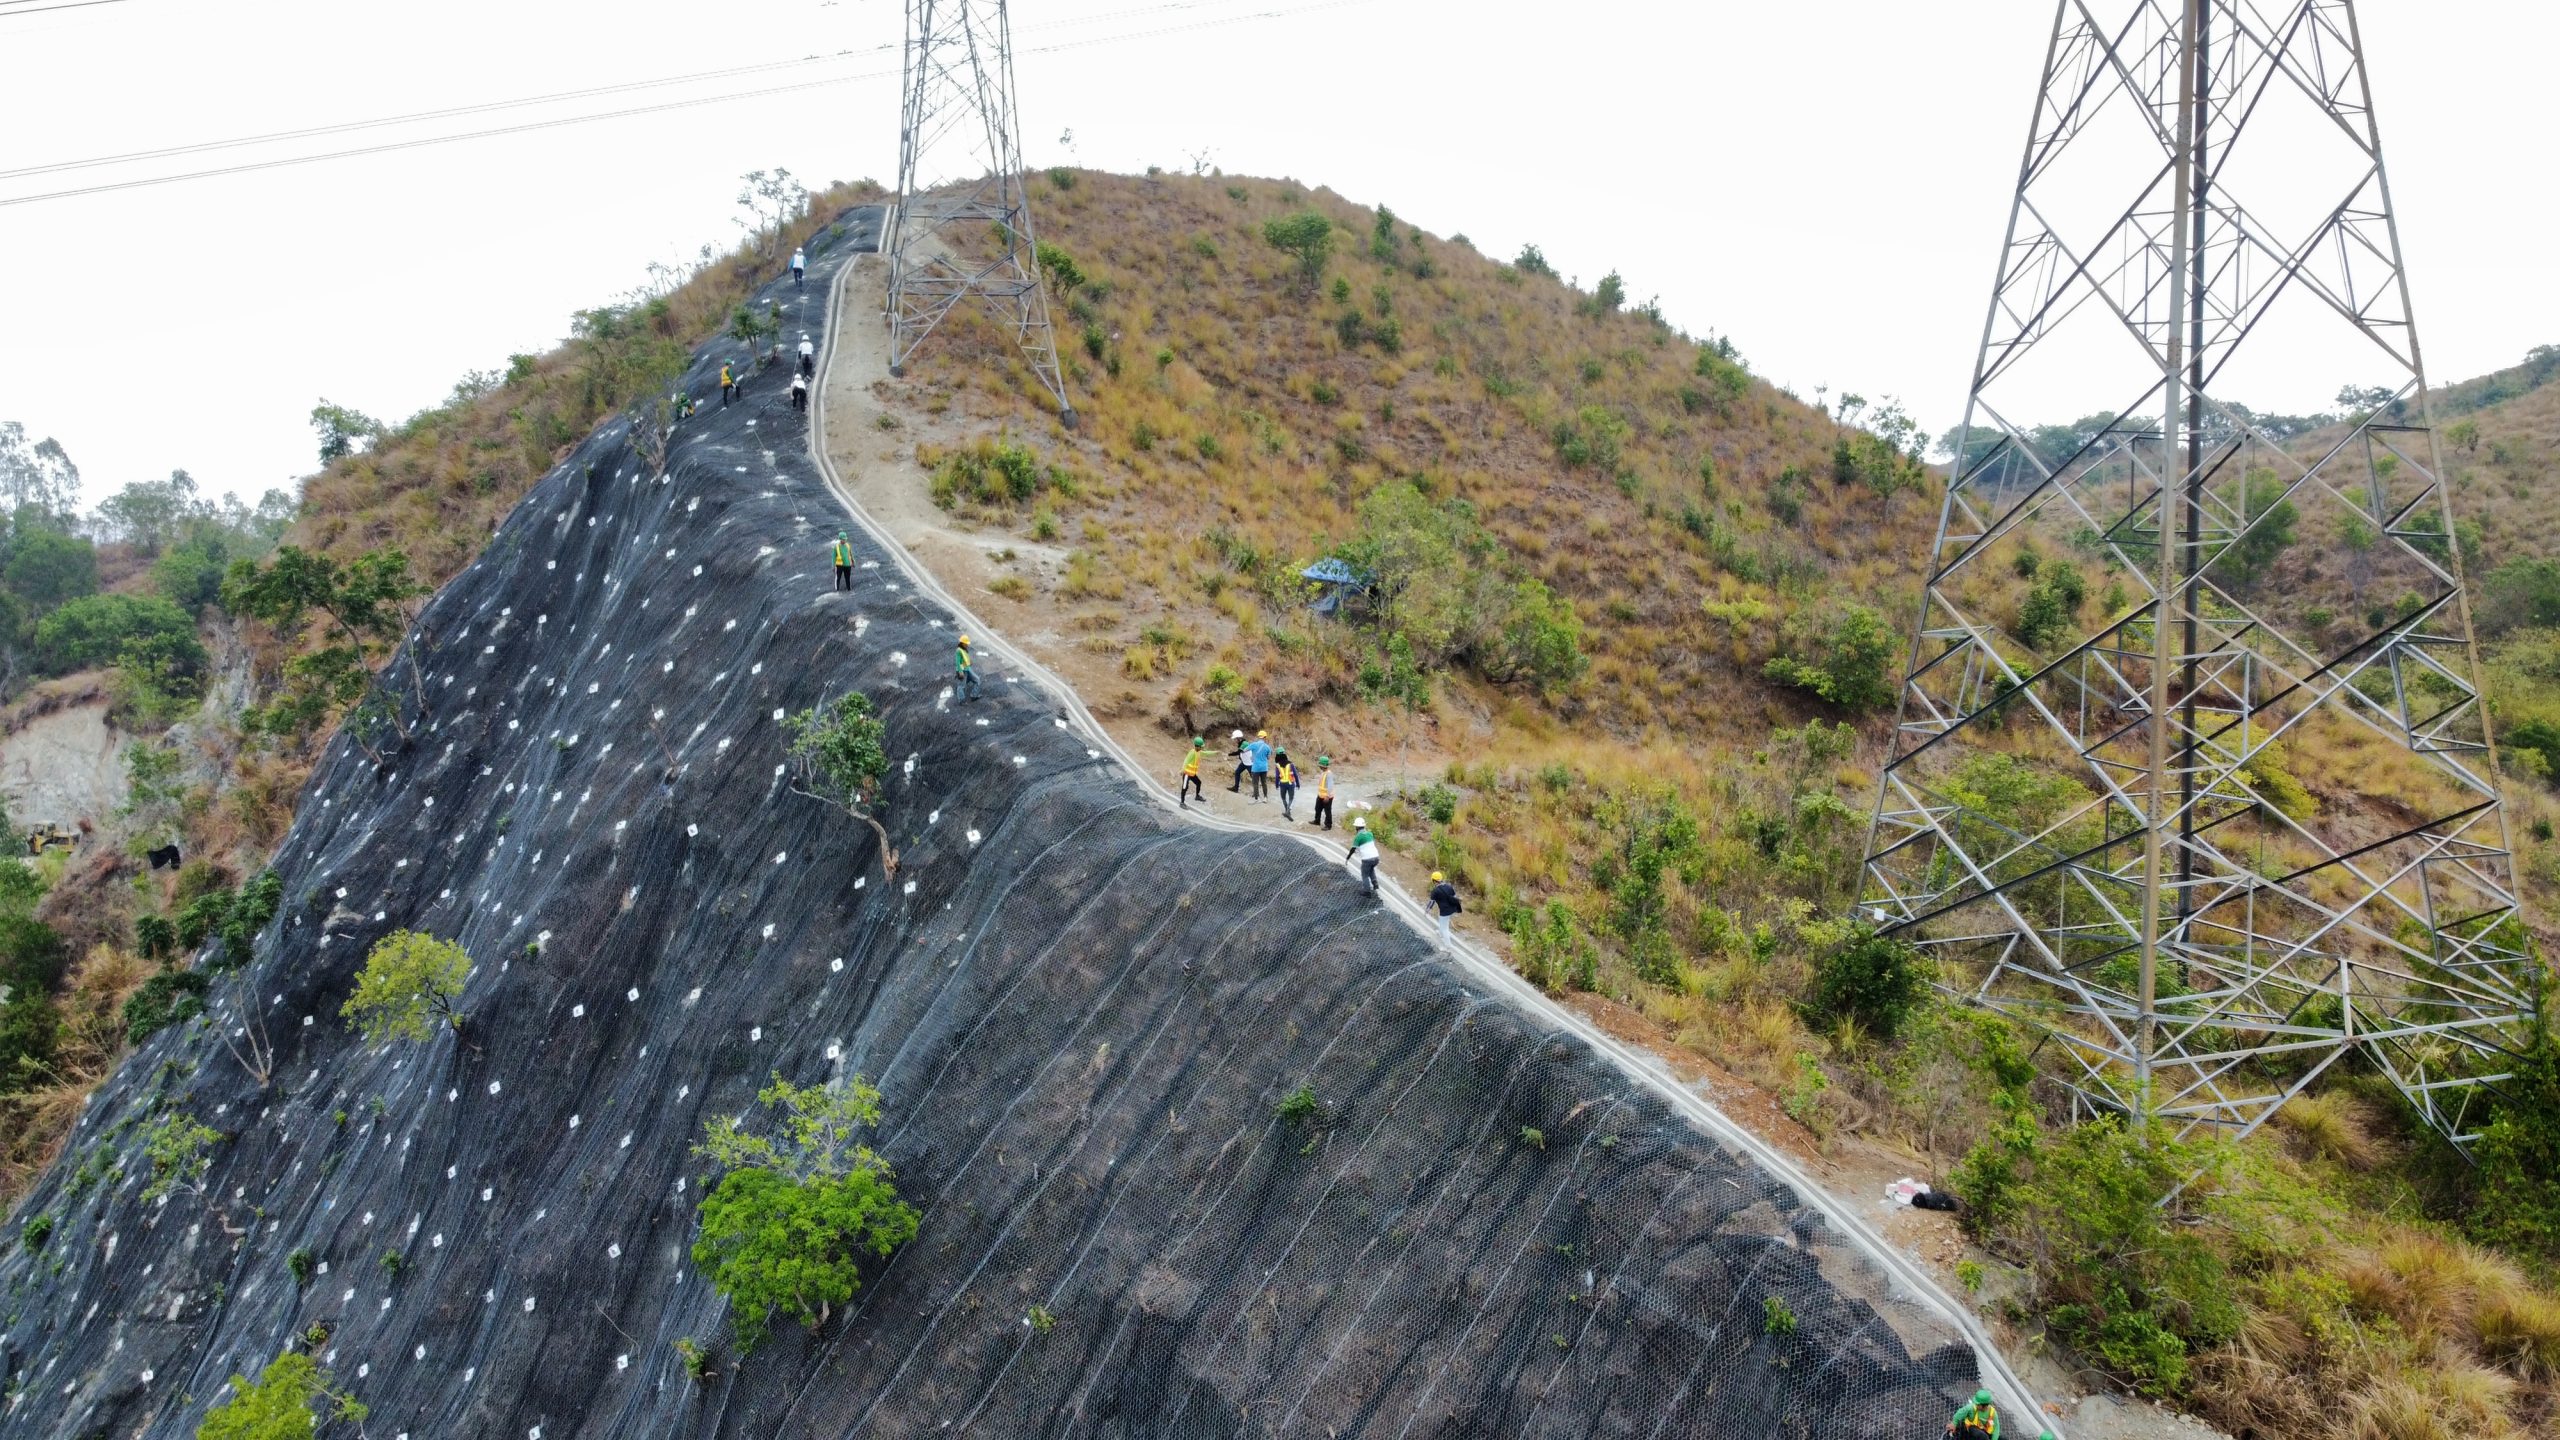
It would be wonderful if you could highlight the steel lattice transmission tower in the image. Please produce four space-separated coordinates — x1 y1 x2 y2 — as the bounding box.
885 0 1076 424
1860 0 2536 1147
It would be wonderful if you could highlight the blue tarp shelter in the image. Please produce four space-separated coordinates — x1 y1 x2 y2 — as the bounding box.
1301 557 1370 617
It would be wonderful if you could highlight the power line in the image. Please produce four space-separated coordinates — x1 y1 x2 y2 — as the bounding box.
2 0 1324 184
0 0 138 17
0 51 879 181
0 0 1369 209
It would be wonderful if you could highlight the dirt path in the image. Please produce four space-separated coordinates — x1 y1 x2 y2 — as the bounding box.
810 250 2107 1435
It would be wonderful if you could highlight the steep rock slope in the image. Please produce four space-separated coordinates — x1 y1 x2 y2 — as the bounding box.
0 211 1986 1439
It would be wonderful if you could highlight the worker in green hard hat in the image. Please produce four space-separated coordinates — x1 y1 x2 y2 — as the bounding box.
1946 1390 2001 1439
1178 737 1206 808
831 532 855 592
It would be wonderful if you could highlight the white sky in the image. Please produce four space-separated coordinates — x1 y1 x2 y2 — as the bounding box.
1 0 2551 512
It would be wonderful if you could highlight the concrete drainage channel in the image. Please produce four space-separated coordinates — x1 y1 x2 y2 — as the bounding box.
806 250 2063 1436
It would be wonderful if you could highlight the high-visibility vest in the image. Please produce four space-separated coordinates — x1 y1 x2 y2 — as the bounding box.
1183 750 1200 776
1276 762 1296 786
832 541 852 566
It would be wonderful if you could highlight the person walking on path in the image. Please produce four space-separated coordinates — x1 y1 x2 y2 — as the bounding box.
720 361 738 405
1273 750 1298 819
1346 819 1381 896
1311 756 1335 830
831 532 855 592
1178 737 1206 808
791 370 810 413
955 634 981 702
798 333 817 379
1429 871 1462 949
791 247 807 287
1226 731 1250 793
1245 730 1274 801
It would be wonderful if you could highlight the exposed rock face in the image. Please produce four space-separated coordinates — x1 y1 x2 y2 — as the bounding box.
0 209 1983 1438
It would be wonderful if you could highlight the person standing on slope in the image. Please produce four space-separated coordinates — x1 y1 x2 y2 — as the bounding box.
723 361 743 405
1226 731 1250 793
1311 756 1335 830
791 370 810 413
1244 730 1274 802
955 634 980 702
831 532 855 593
1429 871 1462 949
1178 737 1205 808
1345 818 1381 896
798 333 816 379
1272 749 1298 820
1946 1391 2001 1440
791 246 808 287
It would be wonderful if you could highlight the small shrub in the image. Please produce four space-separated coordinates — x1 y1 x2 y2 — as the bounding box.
20 1214 52 1253
1805 929 1927 1040
1418 783 1459 824
287 1246 315 1286
1762 1295 1797 1338
1026 1303 1057 1335
1275 1085 1319 1124
987 575 1030 600
123 967 210 1043
379 1248 405 1281
198 1351 367 1439
1518 1126 1546 1151
1045 166 1075 191
676 1336 714 1385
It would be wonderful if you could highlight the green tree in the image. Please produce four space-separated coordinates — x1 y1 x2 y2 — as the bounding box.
785 691 896 876
3 523 97 613
2219 467 2297 588
1591 270 1626 315
33 593 203 677
198 1350 367 1440
2445 417 2482 454
154 531 234 616
1260 212 1335 294
341 930 472 1046
691 1074 921 1355
223 545 426 754
1480 578 1587 693
1765 601 1899 712
93 470 203 555
307 401 383 465
0 422 80 518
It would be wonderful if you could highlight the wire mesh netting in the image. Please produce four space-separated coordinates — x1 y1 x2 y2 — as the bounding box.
1 207 1997 1439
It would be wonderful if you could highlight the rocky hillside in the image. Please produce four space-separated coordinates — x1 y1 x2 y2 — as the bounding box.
0 209 2003 1439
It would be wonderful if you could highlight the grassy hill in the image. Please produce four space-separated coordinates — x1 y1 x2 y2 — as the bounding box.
858 170 2560 1439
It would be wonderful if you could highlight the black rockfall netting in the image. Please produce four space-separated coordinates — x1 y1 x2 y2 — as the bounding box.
0 209 1988 1438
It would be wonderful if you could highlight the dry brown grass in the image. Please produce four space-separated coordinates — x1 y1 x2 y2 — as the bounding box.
0 943 151 1207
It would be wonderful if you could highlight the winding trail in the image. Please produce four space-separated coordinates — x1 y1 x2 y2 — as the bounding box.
805 246 2064 1437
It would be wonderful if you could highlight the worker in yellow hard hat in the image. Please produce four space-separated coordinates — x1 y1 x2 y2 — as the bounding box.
955 634 980 702
1429 870 1462 949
